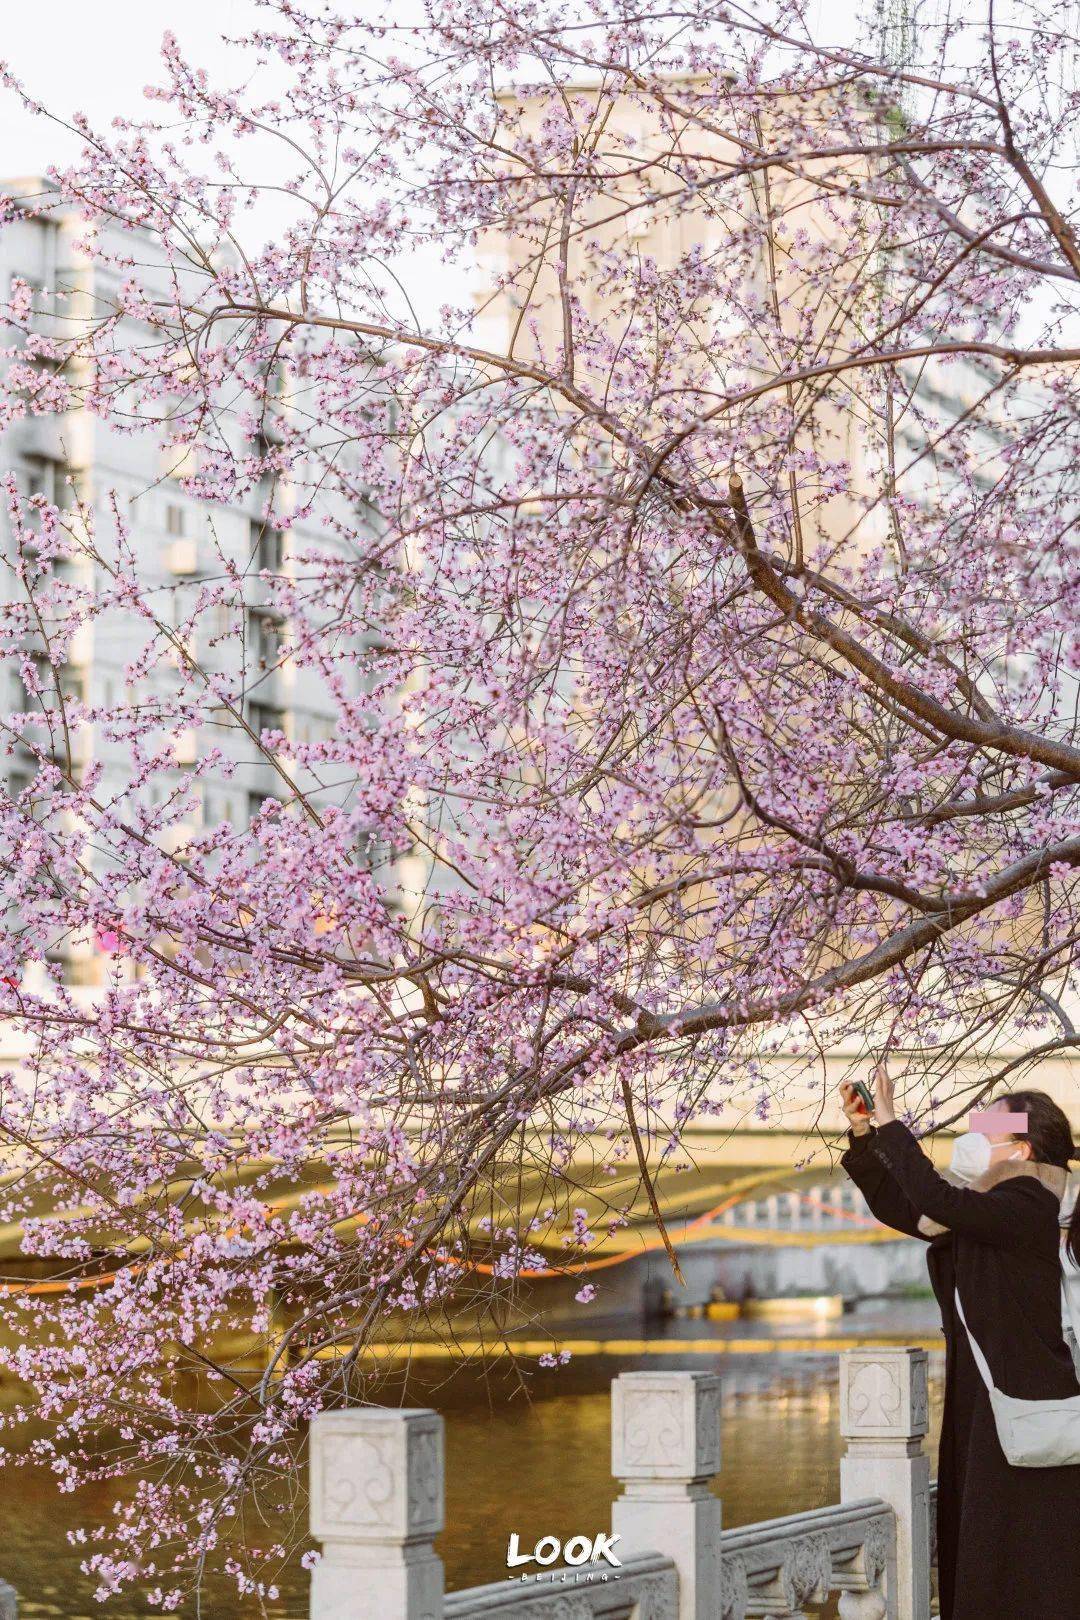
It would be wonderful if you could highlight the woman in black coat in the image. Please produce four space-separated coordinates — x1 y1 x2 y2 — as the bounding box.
840 1071 1080 1620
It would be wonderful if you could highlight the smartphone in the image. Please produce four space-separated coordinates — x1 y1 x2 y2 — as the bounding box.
850 1079 874 1116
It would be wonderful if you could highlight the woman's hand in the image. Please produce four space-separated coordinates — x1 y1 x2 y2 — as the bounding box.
840 1081 873 1137
872 1060 897 1125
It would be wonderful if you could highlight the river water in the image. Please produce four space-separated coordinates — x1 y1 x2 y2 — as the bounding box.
0 1299 945 1618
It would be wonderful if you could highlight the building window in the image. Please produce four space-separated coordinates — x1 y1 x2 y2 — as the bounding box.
165 503 186 537
247 700 286 741
23 455 75 508
250 517 285 572
249 610 284 671
6 765 37 807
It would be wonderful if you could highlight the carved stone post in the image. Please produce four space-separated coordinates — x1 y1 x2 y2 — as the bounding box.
611 1370 723 1620
839 1347 931 1620
309 1407 444 1620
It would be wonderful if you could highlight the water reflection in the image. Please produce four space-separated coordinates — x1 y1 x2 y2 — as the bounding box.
437 1346 945 1591
0 1301 944 1617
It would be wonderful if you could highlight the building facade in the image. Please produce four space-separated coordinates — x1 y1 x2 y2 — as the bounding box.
0 183 376 986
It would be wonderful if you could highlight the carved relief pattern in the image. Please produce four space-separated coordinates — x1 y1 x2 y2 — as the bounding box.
621 1387 686 1468
694 1384 722 1474
721 1552 749 1620
531 1596 592 1620
454 1568 677 1619
861 1513 890 1589
846 1360 902 1431
911 1357 930 1432
407 1423 443 1533
320 1432 395 1530
504 1576 676 1620
633 1572 680 1620
780 1531 832 1610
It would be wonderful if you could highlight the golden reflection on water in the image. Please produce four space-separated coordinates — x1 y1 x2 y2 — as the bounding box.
438 1358 945 1591
0 1350 945 1618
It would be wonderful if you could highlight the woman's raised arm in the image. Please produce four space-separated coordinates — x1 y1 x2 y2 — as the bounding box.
870 1119 1038 1246
840 1125 930 1240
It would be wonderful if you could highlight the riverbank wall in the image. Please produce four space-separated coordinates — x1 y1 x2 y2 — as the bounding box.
514 1234 930 1331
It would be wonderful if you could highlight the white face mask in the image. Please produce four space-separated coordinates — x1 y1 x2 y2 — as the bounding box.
949 1132 1021 1184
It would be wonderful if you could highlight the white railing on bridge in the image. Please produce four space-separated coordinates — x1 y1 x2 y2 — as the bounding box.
308 1346 935 1620
718 1185 875 1233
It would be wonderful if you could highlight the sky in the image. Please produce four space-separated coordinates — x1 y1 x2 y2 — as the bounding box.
0 2 264 176
0 1 463 306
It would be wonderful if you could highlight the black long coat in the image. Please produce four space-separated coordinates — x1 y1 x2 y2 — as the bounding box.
842 1119 1080 1620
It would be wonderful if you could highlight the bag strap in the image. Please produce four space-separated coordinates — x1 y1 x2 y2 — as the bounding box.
954 1286 996 1394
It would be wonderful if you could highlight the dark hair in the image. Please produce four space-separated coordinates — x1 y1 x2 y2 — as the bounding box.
1002 1090 1080 1264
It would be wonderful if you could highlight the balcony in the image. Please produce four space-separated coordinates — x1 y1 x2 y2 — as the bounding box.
172 728 199 767
166 537 200 576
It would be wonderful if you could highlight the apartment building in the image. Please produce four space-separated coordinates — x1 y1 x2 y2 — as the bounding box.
0 184 378 984
475 78 886 558
473 80 1080 1137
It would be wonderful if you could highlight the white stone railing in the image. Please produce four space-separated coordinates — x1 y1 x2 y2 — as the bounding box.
308 1347 936 1620
443 1551 677 1617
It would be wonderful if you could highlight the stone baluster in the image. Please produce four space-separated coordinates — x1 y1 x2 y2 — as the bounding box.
611 1370 723 1620
309 1406 444 1620
839 1347 931 1620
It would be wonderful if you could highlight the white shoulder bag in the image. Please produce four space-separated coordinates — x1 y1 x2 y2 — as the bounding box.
955 1286 1080 1467
1062 1237 1080 1378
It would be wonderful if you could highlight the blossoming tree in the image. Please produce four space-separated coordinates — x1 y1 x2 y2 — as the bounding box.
0 0 1078 1603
